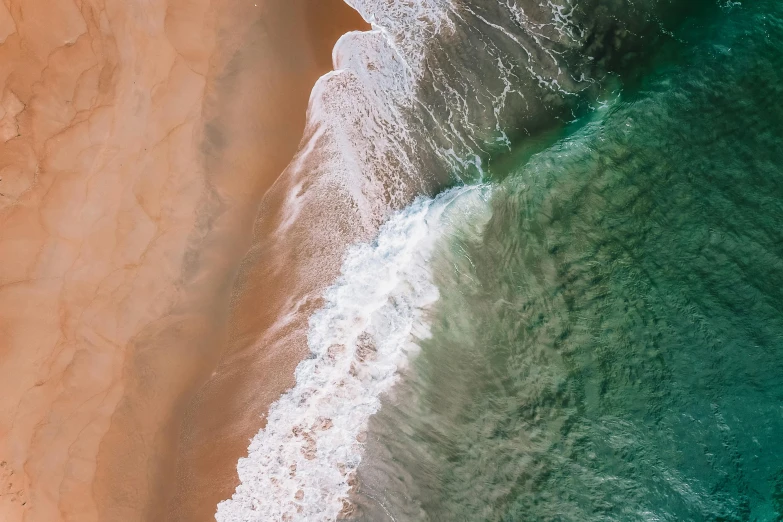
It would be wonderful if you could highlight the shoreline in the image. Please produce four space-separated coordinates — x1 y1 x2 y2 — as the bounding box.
166 2 370 521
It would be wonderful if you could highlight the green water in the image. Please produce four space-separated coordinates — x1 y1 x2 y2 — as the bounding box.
355 2 783 520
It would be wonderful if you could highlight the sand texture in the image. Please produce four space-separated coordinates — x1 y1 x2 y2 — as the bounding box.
0 0 367 521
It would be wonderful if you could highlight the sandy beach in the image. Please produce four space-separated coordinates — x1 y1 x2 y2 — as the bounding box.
0 1 367 520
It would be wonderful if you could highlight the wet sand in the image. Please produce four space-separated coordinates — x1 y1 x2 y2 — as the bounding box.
0 1 367 521
167 3 374 521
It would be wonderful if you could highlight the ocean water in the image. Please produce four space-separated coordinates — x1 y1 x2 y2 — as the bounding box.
353 1 783 520
218 1 783 521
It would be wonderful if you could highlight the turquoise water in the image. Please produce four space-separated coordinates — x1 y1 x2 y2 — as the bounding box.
353 2 783 520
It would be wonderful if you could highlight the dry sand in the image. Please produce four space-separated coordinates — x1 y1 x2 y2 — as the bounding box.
0 1 367 521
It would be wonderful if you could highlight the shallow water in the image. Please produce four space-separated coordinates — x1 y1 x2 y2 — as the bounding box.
353 1 783 520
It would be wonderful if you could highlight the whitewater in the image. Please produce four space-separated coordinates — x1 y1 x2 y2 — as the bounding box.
216 0 684 520
216 186 489 521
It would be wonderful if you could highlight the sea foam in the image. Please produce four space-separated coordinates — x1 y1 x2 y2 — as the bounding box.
216 186 487 521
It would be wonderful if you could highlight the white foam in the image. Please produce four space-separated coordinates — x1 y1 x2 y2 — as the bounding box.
216 186 488 522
